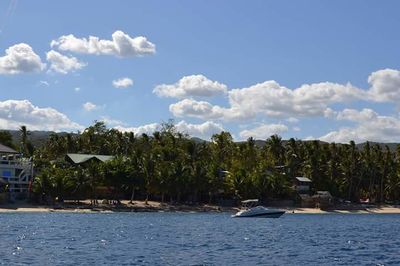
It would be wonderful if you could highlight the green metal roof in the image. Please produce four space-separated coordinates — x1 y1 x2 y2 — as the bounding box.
295 176 312 183
66 153 114 164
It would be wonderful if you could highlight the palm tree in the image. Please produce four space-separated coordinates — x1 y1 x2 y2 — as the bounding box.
19 125 33 157
265 134 285 166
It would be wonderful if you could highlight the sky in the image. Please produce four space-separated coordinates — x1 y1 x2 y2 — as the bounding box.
1 0 400 143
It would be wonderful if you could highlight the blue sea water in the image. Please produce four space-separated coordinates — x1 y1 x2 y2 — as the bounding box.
0 212 399 265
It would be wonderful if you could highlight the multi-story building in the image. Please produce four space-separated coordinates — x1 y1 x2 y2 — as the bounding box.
0 143 33 195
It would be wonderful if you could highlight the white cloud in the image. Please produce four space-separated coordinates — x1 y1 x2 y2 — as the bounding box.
286 117 299 123
0 99 82 131
166 78 367 121
153 75 228 98
51 30 155 57
100 116 127 127
83 102 98 111
46 50 86 74
39 80 49 86
114 123 160 136
115 120 224 140
239 123 288 140
175 120 224 140
227 81 365 119
336 108 377 122
112 77 133 88
320 108 400 143
0 43 45 74
169 99 225 119
74 87 81 92
367 68 400 102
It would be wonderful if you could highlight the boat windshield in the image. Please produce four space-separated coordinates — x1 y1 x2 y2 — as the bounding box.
240 199 259 209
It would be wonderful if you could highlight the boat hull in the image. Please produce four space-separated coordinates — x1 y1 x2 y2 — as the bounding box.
232 211 285 218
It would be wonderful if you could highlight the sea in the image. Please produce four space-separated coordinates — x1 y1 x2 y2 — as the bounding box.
0 212 399 265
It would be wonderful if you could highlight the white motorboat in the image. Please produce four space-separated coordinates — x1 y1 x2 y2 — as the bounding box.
232 199 285 218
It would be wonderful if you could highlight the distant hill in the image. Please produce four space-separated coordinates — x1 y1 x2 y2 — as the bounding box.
1 130 70 148
355 142 399 152
1 129 399 152
190 137 208 144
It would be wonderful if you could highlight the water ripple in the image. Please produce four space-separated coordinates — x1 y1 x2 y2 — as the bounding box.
1 213 400 265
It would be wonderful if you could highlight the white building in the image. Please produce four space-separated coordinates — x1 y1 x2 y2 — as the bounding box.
0 143 33 194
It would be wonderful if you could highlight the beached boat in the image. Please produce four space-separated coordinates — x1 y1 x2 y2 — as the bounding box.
232 199 285 218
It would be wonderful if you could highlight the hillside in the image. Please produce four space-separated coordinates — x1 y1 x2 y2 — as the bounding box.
1 129 399 152
2 130 71 148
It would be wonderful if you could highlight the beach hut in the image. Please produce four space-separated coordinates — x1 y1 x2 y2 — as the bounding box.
298 194 314 208
312 191 333 209
293 176 312 194
65 153 115 204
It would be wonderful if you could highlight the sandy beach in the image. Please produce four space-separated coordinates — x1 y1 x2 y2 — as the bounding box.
1 200 400 214
281 205 400 214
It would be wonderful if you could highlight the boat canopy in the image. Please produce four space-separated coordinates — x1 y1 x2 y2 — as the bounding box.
241 199 259 204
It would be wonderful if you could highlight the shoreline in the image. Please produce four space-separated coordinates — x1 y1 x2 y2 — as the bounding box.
1 200 400 214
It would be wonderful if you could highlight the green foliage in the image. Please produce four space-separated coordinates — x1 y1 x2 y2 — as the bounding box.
30 122 400 204
0 130 15 148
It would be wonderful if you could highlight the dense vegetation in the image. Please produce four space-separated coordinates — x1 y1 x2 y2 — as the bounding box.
6 121 400 204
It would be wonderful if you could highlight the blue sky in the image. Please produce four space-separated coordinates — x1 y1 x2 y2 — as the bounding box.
1 0 400 142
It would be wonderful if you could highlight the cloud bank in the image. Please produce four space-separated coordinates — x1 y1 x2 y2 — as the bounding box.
0 100 82 131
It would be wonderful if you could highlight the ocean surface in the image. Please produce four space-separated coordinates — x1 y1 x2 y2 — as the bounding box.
0 212 399 265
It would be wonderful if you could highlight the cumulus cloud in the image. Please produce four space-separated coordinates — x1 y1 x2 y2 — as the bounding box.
320 108 400 143
0 43 45 74
112 77 133 88
368 69 400 102
46 50 86 74
153 75 228 98
114 123 160 136
83 102 98 111
169 99 225 119
175 120 224 140
0 99 82 131
51 30 155 57
100 116 127 127
227 81 366 119
112 120 223 140
336 108 377 122
166 77 367 121
239 123 288 140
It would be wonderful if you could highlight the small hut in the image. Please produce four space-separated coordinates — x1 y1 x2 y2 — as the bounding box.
65 153 115 203
312 191 333 209
293 176 312 194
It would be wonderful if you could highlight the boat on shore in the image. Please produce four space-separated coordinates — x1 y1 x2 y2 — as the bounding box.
232 199 285 218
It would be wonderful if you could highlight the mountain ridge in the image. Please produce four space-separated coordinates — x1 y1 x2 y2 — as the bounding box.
1 130 399 152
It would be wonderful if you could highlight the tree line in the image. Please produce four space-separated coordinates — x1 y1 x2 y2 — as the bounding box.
4 121 400 204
